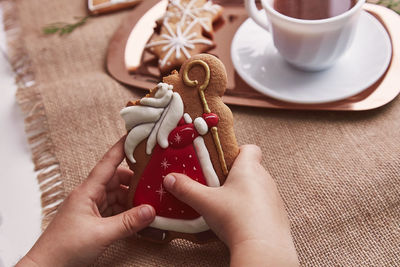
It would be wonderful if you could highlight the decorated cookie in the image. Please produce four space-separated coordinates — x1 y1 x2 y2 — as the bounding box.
120 54 239 243
165 0 223 35
146 19 214 74
143 0 223 74
88 0 141 15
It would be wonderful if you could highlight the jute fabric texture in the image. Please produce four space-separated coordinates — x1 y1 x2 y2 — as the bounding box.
4 0 400 265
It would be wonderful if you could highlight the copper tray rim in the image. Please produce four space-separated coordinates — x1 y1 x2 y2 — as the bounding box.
106 2 400 111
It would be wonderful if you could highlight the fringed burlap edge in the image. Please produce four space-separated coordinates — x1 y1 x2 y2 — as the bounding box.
1 0 65 230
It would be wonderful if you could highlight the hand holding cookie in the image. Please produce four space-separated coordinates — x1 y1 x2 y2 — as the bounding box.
16 138 155 267
163 145 299 266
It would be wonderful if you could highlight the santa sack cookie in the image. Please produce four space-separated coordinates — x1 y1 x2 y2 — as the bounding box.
120 54 239 243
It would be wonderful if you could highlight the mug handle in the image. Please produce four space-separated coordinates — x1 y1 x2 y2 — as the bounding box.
245 0 270 32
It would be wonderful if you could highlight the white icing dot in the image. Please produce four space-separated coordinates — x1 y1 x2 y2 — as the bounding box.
194 117 208 135
193 166 197 171
183 164 186 168
181 210 184 213
189 154 192 158
175 157 178 161
147 185 151 189
192 133 194 138
168 208 172 211
183 113 192 124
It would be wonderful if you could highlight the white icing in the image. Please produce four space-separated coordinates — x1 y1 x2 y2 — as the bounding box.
150 215 209 234
89 0 137 11
124 0 168 70
120 106 163 131
122 82 178 160
167 0 221 32
122 83 184 160
124 123 155 163
194 136 220 187
194 117 208 136
110 0 130 3
201 1 221 14
183 113 192 124
157 92 184 148
146 104 170 155
145 19 213 68
155 82 173 98
140 90 173 108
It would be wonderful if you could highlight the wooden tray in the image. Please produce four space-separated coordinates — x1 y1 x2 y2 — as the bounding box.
107 1 400 111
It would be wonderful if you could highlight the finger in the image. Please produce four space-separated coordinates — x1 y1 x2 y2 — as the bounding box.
86 136 126 186
102 206 113 217
228 145 262 175
163 173 214 215
99 185 129 214
236 144 262 164
103 205 155 240
223 145 263 187
101 203 126 217
106 167 133 192
106 186 129 208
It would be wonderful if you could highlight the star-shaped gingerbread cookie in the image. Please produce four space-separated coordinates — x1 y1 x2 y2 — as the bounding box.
165 0 222 35
146 19 215 74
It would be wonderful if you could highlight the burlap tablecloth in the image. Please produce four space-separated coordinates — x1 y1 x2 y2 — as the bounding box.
3 0 400 265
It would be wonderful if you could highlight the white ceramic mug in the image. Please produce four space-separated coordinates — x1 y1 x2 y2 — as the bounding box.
245 0 366 71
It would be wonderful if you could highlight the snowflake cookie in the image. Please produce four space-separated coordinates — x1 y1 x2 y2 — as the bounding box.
120 54 239 243
165 0 223 35
146 19 214 74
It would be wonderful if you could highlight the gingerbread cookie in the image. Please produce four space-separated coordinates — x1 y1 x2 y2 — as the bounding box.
165 0 222 35
120 54 239 243
146 19 214 74
88 0 141 15
144 0 223 74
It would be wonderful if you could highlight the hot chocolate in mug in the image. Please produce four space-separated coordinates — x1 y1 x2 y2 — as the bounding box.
244 0 366 71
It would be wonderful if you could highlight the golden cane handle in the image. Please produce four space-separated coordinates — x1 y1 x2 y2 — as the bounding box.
183 59 229 176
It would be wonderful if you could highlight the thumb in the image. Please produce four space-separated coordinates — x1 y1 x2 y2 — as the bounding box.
103 204 155 241
163 173 213 214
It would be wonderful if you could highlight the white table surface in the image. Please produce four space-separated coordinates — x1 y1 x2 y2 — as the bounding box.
0 7 42 267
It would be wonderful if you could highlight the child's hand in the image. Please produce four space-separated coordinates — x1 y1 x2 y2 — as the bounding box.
163 145 299 266
18 137 155 267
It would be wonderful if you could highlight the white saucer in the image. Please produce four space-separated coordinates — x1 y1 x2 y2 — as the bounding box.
231 11 392 104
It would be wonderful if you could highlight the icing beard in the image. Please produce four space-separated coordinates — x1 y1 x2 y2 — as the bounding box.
120 82 180 163
120 82 220 233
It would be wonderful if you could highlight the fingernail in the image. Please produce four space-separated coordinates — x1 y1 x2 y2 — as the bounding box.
139 206 154 221
163 174 176 189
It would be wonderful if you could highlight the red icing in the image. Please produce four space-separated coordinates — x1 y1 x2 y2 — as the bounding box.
203 113 219 128
133 119 208 220
178 117 186 126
